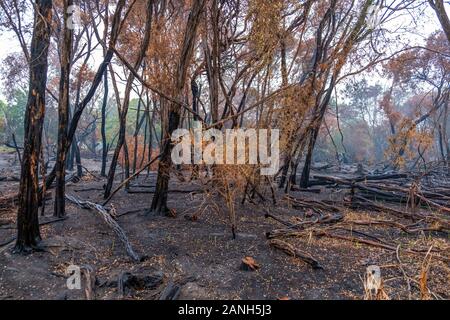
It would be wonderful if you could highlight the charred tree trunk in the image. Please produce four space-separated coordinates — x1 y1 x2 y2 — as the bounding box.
150 0 205 215
146 98 155 172
54 0 74 217
74 139 82 177
101 71 108 176
66 105 82 177
190 78 200 180
299 128 319 188
150 111 180 215
132 90 144 174
14 0 52 253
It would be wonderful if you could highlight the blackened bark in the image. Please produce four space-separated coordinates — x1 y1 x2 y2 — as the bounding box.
150 111 180 215
101 71 108 176
278 156 291 188
190 78 199 180
191 79 199 121
132 93 143 174
66 136 74 170
54 0 74 217
14 0 52 253
299 129 318 188
74 139 82 177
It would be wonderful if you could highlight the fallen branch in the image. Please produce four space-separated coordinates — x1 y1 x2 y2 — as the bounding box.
66 194 140 262
313 230 447 260
269 239 323 269
284 195 342 213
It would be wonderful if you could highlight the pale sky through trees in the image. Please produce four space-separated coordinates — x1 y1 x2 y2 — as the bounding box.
0 2 447 100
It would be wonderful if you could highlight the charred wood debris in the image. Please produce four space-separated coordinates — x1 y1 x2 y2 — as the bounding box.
266 161 450 269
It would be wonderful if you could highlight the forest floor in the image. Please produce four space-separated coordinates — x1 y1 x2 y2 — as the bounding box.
0 150 449 300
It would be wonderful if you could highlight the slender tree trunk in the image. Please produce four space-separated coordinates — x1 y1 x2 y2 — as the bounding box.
74 139 82 177
54 0 74 217
190 78 199 180
104 0 153 198
66 138 74 170
101 71 108 176
132 90 144 174
150 0 205 215
42 0 126 192
14 0 52 253
299 128 318 188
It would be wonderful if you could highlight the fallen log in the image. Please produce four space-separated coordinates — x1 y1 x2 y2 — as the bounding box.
269 239 323 269
415 193 450 214
344 218 448 234
265 229 305 239
290 186 321 193
265 210 342 230
345 194 414 219
265 212 297 228
126 188 203 194
347 195 450 230
284 195 342 213
312 230 447 260
312 173 408 185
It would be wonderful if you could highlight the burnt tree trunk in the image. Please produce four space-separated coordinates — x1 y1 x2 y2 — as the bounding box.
299 127 319 188
190 78 200 180
132 102 141 174
66 105 82 177
54 0 74 217
14 0 52 253
150 0 205 215
101 71 108 176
